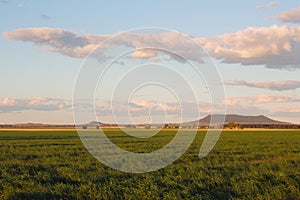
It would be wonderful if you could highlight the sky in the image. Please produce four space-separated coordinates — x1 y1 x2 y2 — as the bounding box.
1 0 300 124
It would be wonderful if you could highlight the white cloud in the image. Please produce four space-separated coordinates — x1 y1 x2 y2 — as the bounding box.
0 96 71 113
3 28 202 62
256 2 280 9
0 97 16 106
131 50 157 59
27 96 48 105
225 80 300 91
130 99 179 112
3 28 91 58
196 25 300 69
4 26 300 69
273 6 300 23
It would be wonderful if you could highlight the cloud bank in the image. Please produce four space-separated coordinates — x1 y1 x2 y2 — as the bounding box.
225 80 300 91
2 95 300 123
2 95 299 113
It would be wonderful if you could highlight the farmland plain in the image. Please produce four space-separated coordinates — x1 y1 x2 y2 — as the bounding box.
0 129 299 199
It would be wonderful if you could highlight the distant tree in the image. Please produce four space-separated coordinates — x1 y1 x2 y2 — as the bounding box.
82 125 87 129
96 125 99 129
227 122 235 129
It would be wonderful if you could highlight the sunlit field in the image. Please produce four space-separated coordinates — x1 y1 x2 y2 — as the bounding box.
0 129 299 199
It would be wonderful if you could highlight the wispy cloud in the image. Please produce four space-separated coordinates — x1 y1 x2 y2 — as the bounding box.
40 14 51 20
256 2 280 9
0 0 9 4
4 26 300 69
274 105 300 113
269 105 300 122
272 6 300 23
225 80 300 91
225 94 300 105
17 3 24 8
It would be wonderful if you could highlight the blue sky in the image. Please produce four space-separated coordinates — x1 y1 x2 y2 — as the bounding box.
1 0 300 124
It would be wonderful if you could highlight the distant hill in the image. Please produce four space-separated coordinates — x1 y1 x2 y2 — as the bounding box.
86 121 102 126
182 114 290 127
83 114 290 127
200 114 288 124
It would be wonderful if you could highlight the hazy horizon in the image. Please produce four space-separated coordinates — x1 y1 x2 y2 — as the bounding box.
1 113 297 125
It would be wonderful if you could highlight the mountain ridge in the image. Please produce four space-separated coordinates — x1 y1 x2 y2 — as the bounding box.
198 114 289 125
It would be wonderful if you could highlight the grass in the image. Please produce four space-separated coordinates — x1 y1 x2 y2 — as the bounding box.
0 129 299 199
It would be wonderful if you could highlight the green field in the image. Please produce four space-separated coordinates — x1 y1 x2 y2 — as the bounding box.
0 129 299 199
